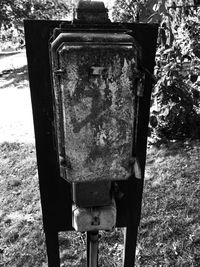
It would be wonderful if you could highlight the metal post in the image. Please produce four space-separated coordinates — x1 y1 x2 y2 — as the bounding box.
123 226 138 267
87 231 99 267
45 231 60 267
87 232 90 267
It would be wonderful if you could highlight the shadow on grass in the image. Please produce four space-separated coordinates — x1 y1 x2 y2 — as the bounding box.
0 65 28 89
148 139 192 159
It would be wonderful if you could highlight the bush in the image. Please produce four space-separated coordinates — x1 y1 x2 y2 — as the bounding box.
151 12 200 141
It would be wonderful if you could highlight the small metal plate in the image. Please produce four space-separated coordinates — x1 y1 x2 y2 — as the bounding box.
72 199 116 232
72 180 111 207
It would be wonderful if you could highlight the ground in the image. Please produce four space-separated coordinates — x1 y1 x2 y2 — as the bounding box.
0 51 34 144
0 52 200 266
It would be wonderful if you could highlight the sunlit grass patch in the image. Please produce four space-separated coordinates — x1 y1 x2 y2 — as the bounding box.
0 140 199 266
137 140 200 266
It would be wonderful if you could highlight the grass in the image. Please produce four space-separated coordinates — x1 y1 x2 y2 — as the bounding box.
0 66 28 90
0 142 46 267
0 140 200 266
0 50 28 90
0 142 123 267
137 140 200 266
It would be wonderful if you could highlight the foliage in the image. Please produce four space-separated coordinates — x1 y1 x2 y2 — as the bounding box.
112 0 141 22
152 5 200 141
0 0 72 50
113 0 200 141
0 0 71 26
112 0 170 23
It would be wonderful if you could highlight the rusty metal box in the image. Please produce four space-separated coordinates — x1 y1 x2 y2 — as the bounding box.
51 30 141 183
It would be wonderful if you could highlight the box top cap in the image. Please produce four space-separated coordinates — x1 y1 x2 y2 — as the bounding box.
77 0 106 11
75 0 109 23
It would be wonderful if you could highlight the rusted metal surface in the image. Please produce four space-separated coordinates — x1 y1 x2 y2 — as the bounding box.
75 0 110 23
51 32 141 182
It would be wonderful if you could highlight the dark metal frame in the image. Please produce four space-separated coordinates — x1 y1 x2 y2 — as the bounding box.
24 20 158 267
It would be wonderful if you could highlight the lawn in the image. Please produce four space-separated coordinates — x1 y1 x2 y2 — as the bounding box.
0 140 199 266
138 140 200 266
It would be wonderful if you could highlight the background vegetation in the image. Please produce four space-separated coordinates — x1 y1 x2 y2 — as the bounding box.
0 0 72 50
112 0 200 142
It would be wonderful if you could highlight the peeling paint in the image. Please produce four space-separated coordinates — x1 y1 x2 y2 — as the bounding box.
52 37 140 182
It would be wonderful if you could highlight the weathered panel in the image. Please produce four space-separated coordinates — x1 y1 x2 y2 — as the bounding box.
51 33 140 182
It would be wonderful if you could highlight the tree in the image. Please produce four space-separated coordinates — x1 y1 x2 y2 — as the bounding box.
112 0 140 22
113 0 200 141
0 0 72 50
0 0 72 28
112 0 170 23
153 11 200 140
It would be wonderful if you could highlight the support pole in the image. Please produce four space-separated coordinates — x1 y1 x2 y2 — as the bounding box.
87 232 90 267
123 226 138 267
45 231 60 267
87 231 99 267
